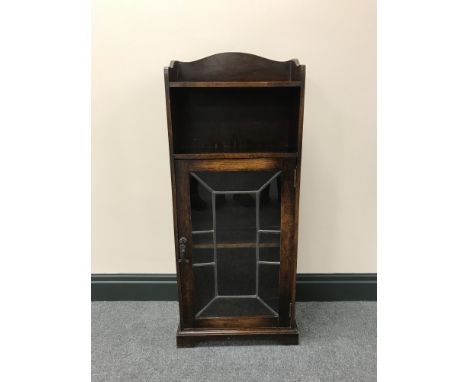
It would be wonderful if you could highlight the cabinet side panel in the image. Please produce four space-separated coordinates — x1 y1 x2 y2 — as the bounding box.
164 69 186 324
290 66 305 321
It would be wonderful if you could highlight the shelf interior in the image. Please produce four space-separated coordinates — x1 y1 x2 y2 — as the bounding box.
170 87 300 154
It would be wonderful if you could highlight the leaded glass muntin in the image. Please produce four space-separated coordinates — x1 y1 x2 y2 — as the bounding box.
190 170 282 318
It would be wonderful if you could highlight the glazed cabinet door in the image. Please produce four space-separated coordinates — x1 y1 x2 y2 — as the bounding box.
175 158 296 329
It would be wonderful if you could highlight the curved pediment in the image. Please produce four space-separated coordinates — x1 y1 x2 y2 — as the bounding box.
168 52 303 82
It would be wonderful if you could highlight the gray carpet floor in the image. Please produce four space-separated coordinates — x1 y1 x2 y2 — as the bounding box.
92 302 376 382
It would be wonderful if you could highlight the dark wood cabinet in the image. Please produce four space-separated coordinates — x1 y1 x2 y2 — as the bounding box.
164 53 305 347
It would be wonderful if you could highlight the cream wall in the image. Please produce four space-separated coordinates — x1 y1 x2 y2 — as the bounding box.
92 0 376 273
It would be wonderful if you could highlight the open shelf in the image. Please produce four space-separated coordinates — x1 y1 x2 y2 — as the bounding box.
171 87 300 154
169 81 302 88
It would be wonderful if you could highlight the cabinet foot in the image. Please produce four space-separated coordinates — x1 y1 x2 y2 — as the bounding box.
176 324 299 348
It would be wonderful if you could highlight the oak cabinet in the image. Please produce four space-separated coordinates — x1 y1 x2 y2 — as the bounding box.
164 53 305 347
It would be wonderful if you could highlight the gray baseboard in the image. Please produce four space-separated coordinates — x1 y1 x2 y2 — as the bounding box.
91 273 376 301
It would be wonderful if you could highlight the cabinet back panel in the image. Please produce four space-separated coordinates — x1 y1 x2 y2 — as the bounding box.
171 87 300 154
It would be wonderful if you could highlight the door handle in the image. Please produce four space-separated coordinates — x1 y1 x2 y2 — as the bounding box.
178 237 189 264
